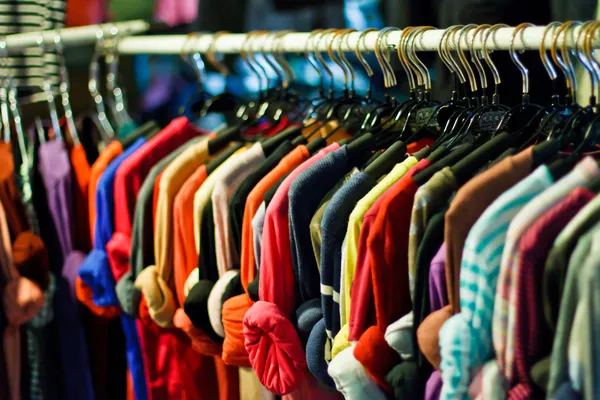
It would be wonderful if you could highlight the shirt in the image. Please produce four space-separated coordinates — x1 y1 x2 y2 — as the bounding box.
348 158 430 342
341 156 418 329
229 141 293 258
252 202 266 270
438 165 554 400
241 145 310 292
445 147 533 313
136 138 212 327
108 117 203 283
260 143 340 317
0 143 29 238
69 144 93 252
88 140 123 240
510 188 593 399
212 143 266 276
173 166 209 307
408 167 456 300
542 193 600 332
547 224 600 396
494 157 600 385
288 146 355 305
320 172 377 339
79 138 147 308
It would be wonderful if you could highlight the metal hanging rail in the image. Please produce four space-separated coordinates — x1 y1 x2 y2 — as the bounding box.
115 25 599 54
2 22 598 54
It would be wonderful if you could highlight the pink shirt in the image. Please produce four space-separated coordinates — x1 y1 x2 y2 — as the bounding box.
259 144 340 317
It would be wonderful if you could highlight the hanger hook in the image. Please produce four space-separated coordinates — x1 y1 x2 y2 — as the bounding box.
249 31 271 94
409 26 435 93
53 29 79 145
395 27 415 92
510 22 535 102
550 21 577 102
375 27 399 93
260 31 284 91
270 30 292 90
402 27 422 90
470 24 490 98
444 25 467 86
327 29 349 94
437 26 455 76
241 31 265 97
560 21 582 103
305 30 325 98
0 37 10 143
574 21 596 105
314 29 336 98
280 31 297 87
340 29 357 96
89 28 115 141
482 23 508 103
455 24 478 95
36 31 63 141
584 21 600 104
540 22 560 82
354 28 377 99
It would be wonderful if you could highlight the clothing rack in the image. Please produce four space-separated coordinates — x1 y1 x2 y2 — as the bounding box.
116 26 597 54
2 23 599 55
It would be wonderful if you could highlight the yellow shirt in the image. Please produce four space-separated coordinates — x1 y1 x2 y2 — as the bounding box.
333 156 418 357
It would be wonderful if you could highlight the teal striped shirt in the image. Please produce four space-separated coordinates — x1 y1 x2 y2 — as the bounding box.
439 166 553 400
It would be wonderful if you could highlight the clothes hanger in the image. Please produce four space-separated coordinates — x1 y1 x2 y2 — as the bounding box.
451 23 547 185
50 31 80 146
35 32 63 142
347 27 402 155
358 27 402 133
178 32 211 117
0 39 11 144
104 25 135 134
89 29 116 144
363 27 437 179
548 20 600 178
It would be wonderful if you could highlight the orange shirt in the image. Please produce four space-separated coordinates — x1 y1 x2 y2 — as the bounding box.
173 165 209 306
70 144 92 252
88 140 123 240
240 145 310 292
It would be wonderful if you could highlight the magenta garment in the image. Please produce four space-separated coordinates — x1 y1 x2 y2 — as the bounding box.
425 370 443 400
429 243 448 314
154 0 199 26
510 187 594 399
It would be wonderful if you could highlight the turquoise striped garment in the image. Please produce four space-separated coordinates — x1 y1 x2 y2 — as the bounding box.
438 165 553 400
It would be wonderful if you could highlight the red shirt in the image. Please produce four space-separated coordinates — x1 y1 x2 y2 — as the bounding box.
349 158 430 340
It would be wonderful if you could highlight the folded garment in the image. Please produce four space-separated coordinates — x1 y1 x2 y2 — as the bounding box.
328 345 387 400
385 361 425 399
135 266 177 327
354 326 401 392
3 275 44 326
306 318 335 388
244 301 307 395
184 280 222 342
173 308 222 356
12 231 50 290
209 270 241 338
384 312 414 360
417 304 452 369
296 298 322 346
221 294 252 367
75 277 121 319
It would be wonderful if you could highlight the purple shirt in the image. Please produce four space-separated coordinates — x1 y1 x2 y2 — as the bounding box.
429 243 448 313
426 370 443 400
424 244 449 400
38 140 94 400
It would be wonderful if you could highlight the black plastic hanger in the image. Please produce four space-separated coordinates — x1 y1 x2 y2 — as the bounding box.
206 142 245 175
363 140 407 180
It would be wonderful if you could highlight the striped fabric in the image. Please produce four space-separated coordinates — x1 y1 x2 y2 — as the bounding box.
0 0 66 91
438 166 554 400
493 157 600 386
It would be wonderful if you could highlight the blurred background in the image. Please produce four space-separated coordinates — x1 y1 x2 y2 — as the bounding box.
5 0 599 127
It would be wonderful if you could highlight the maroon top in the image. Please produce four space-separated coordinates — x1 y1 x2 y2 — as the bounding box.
510 187 595 399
